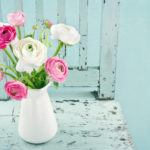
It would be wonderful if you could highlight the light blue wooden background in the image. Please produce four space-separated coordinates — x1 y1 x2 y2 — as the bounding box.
0 0 120 100
116 0 150 150
0 0 101 98
0 0 101 66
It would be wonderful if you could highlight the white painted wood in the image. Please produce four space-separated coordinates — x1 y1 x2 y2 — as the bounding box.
79 0 88 70
98 0 120 99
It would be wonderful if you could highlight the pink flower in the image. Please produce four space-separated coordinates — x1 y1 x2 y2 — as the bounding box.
45 56 68 83
44 20 53 28
5 81 27 101
7 11 25 26
48 20 53 27
0 70 4 81
0 25 16 49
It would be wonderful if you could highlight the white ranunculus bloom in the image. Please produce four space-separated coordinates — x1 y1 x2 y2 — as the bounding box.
51 24 80 45
14 37 47 73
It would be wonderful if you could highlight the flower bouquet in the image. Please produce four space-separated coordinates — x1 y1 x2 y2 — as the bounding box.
0 11 80 143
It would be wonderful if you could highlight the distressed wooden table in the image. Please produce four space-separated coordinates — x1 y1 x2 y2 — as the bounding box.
0 97 135 150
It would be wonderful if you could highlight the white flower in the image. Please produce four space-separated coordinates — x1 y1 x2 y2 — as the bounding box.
51 24 80 45
13 37 47 73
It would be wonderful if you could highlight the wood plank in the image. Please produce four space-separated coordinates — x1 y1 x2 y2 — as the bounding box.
98 0 120 100
0 100 135 150
79 0 88 70
57 0 66 59
43 0 58 58
0 1 9 100
65 0 79 67
63 68 99 87
35 0 44 38
14 0 25 37
87 0 102 67
22 0 36 36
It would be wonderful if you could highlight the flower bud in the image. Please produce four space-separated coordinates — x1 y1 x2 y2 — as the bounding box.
32 24 38 30
44 20 53 29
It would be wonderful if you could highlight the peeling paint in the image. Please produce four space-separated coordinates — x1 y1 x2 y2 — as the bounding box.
99 0 120 100
0 100 135 150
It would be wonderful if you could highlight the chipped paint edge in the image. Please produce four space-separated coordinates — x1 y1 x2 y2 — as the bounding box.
98 0 120 100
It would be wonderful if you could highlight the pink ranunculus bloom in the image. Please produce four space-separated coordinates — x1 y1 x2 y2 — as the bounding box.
45 56 68 83
0 70 4 81
0 25 16 49
7 11 25 26
48 20 53 27
5 81 27 101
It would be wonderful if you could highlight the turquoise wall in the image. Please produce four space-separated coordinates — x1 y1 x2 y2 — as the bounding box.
116 0 150 150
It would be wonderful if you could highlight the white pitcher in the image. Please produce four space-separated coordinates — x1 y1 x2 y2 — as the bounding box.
18 83 58 144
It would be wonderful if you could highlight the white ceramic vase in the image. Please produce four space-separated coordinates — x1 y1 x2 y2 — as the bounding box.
18 83 58 144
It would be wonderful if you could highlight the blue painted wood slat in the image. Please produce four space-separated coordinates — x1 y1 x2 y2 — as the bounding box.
57 0 66 59
14 0 25 36
0 1 8 100
79 0 88 70
98 0 120 99
35 0 44 38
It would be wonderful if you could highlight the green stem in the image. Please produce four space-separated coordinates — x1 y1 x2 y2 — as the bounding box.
40 28 46 43
9 45 18 62
0 63 18 77
44 28 50 46
3 49 16 66
22 77 35 89
17 26 21 40
3 72 17 80
53 41 64 56
32 30 35 38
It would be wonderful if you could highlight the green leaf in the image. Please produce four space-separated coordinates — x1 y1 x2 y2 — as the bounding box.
53 81 59 89
38 64 45 72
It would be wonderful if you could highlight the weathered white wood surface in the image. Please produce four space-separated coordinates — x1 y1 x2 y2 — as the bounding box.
99 0 120 99
0 100 135 150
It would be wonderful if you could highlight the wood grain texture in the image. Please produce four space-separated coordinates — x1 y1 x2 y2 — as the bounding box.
63 68 99 87
79 0 88 70
0 1 9 100
14 0 25 36
0 100 135 150
65 0 79 67
22 0 36 36
57 0 66 59
0 0 120 100
98 0 120 100
35 0 44 38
